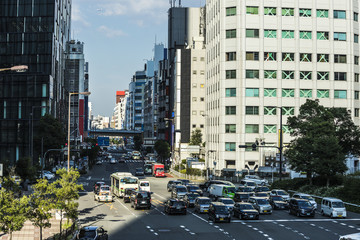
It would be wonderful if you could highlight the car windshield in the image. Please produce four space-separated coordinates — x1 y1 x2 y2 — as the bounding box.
238 187 253 192
189 186 200 190
256 193 268 197
246 182 256 186
298 201 312 207
100 186 110 191
156 168 164 172
226 187 236 193
137 192 150 199
199 199 211 204
272 196 284 201
187 194 199 199
238 194 249 199
239 204 254 210
171 201 185 206
332 201 344 208
221 199 234 205
257 199 269 205
140 182 149 186
258 187 270 191
177 187 187 192
301 195 314 201
214 206 229 213
136 168 143 171
123 177 138 184
276 191 287 195
79 229 96 238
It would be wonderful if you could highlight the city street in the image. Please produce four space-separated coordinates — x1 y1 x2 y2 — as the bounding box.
77 156 360 240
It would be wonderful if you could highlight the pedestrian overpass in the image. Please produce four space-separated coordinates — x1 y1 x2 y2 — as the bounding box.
89 129 143 138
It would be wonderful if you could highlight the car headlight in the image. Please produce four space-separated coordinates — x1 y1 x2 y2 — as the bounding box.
301 209 305 213
216 214 220 218
228 214 231 217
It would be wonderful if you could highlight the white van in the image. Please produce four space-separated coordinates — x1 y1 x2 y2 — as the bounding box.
321 197 347 218
139 180 151 192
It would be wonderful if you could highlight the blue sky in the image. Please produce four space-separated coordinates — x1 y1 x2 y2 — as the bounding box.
71 0 205 118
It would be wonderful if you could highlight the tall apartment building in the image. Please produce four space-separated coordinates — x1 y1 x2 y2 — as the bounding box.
0 0 71 163
206 0 360 176
113 90 128 129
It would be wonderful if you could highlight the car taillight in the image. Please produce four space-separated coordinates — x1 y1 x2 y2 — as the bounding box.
135 199 137 204
121 188 123 190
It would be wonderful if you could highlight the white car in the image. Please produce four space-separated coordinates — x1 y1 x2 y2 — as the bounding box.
42 171 55 180
270 189 290 201
110 158 116 164
243 175 268 185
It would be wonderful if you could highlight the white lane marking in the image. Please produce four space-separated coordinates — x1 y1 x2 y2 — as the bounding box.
116 199 137 217
154 207 166 216
231 218 360 223
348 225 355 228
153 192 167 200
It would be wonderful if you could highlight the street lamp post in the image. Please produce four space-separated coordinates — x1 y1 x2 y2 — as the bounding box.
30 106 47 160
0 65 28 72
67 92 91 172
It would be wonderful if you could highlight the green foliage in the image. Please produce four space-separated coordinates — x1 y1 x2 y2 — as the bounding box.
198 159 205 162
16 157 39 182
271 178 309 191
180 169 186 174
181 159 187 165
186 168 202 176
133 136 142 151
154 140 170 161
189 129 203 146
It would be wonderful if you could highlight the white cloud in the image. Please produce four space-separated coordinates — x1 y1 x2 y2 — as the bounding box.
97 0 168 16
97 25 127 38
71 3 91 27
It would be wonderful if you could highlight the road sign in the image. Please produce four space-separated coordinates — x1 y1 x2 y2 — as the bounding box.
97 137 110 146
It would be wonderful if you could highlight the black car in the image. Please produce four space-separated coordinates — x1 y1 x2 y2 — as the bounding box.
130 191 151 210
167 180 182 192
208 202 231 223
178 179 191 186
123 188 136 203
164 198 187 215
233 202 260 220
135 168 144 176
288 198 315 217
234 192 251 202
186 184 203 196
269 195 289 210
184 193 200 207
77 226 108 240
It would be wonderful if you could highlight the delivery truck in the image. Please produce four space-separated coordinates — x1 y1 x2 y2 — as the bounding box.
208 184 236 200
152 163 165 177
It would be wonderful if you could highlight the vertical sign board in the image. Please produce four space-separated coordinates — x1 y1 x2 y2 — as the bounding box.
97 137 110 146
0 163 3 177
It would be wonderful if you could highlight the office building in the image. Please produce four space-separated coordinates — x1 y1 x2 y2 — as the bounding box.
113 90 128 129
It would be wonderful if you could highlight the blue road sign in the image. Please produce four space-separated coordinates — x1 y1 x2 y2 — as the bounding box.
97 137 110 146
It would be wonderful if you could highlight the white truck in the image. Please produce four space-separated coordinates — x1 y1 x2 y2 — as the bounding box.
138 180 151 192
208 184 236 200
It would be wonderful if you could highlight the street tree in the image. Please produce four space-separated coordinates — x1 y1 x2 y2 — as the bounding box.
133 135 143 151
154 140 170 162
189 129 203 146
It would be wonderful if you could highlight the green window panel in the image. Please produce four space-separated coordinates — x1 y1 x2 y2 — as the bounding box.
226 52 237 61
300 71 312 80
264 88 277 97
226 70 236 79
317 31 329 40
300 53 312 62
282 89 295 97
264 70 277 79
246 52 259 60
282 30 294 39
317 72 329 80
246 88 259 97
317 89 329 98
334 32 346 41
355 91 359 100
264 125 277 133
334 90 347 99
246 70 259 79
300 89 312 98
225 142 236 151
355 12 359 22
246 29 259 38
317 9 329 18
282 71 295 79
226 7 236 16
334 54 347 63
225 88 236 97
282 107 295 116
226 106 236 115
246 106 259 115
299 8 312 17
282 125 291 134
264 52 277 61
245 124 259 133
282 53 294 61
317 54 329 62
264 7 276 15
225 124 236 133
264 106 276 115
355 34 359 43
226 29 236 38
264 29 277 38
300 31 312 39
334 10 346 19
246 6 258 14
282 8 294 16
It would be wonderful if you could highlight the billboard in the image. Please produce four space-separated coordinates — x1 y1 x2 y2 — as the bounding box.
97 137 110 146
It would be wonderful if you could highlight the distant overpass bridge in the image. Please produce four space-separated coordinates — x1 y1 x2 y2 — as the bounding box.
89 129 143 138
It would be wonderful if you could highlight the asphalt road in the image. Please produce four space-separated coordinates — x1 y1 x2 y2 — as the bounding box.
77 155 360 240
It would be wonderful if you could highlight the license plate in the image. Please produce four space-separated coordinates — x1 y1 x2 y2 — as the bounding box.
264 210 267 213
220 218 224 221
307 213 310 215
204 210 208 212
249 215 254 218
338 215 342 217
142 201 146 204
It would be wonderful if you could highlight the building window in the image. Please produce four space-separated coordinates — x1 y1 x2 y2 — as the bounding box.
355 12 359 21
282 107 295 116
282 30 294 39
192 97 197 102
264 29 277 38
193 70 197 75
300 53 312 62
355 56 359 65
317 89 329 98
225 124 236 133
317 54 329 62
299 8 312 17
317 9 329 18
200 57 205 61
334 54 347 63
282 71 295 79
246 29 259 38
246 6 258 14
282 89 295 97
264 88 276 97
317 31 329 40
192 83 197 88
334 90 347 99
355 91 359 100
226 7 236 16
246 106 259 115
264 70 277 79
300 89 312 98
282 53 294 61
200 97 204 101
282 125 291 134
355 34 359 43
226 52 237 61
264 52 277 61
225 142 236 151
200 70 205 75
193 57 197 61
317 71 329 80
246 88 259 97
192 124 196 128
226 70 236 79
355 108 360 117
246 70 259 79
334 72 347 81
225 88 236 97
300 31 312 39
226 106 236 115
245 124 259 133
264 7 277 16
264 106 276 115
334 32 346 41
192 111 197 115
334 10 346 19
300 71 312 80
282 8 294 16
246 52 259 60
356 73 359 82
226 29 236 38
264 125 277 133
200 124 204 128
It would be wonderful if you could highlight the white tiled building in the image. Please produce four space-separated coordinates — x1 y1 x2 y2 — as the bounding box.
205 0 360 176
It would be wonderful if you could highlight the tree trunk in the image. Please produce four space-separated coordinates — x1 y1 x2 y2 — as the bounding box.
60 210 63 238
40 226 42 240
10 231 12 240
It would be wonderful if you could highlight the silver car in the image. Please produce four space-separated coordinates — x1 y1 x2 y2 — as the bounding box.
218 198 235 212
194 197 211 213
249 197 272 215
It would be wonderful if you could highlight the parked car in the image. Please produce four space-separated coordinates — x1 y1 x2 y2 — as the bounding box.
239 180 257 190
184 193 200 208
217 197 235 212
171 185 188 199
138 180 151 192
42 171 55 180
249 197 272 215
77 226 108 240
208 202 231 223
243 175 268 185
164 198 187 215
95 160 102 165
130 191 151 210
321 197 347 218
123 188 136 203
167 180 182 192
135 168 144 176
233 202 260 220
254 186 270 193
93 181 105 194
292 193 317 209
288 198 315 217
234 192 251 203
339 232 360 240
194 197 211 213
186 184 203 196
269 195 289 210
270 189 290 201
